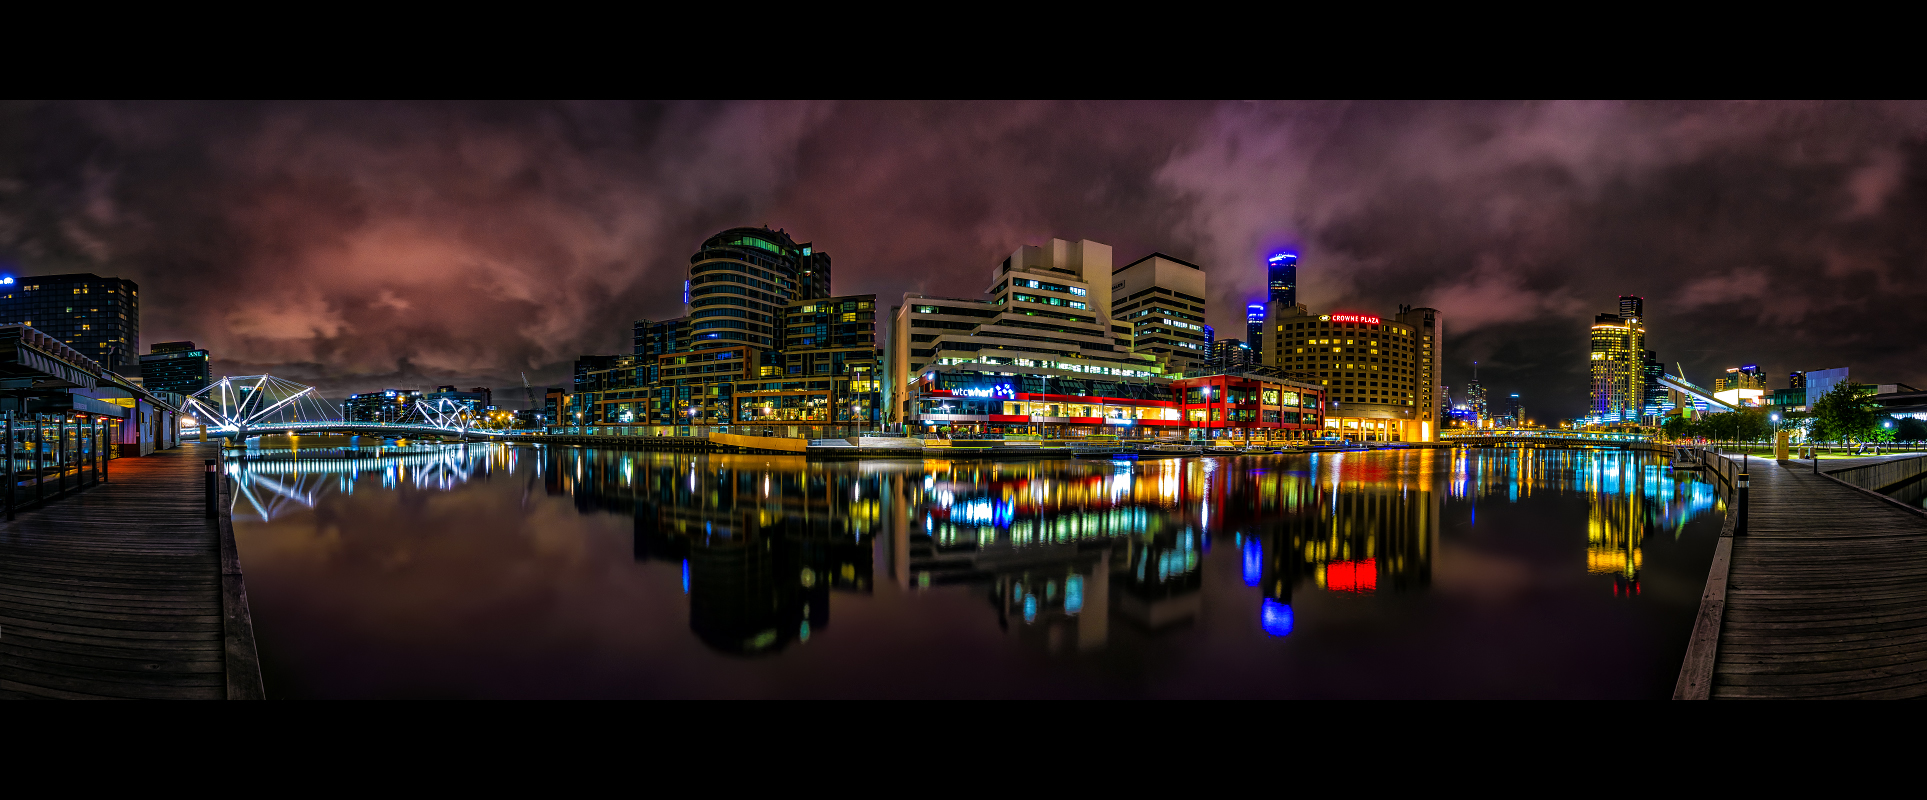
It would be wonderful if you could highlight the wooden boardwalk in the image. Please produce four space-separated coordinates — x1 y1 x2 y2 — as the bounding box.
0 443 258 700
1707 455 1927 698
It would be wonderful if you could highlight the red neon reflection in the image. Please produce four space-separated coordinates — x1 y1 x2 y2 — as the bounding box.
1326 559 1378 593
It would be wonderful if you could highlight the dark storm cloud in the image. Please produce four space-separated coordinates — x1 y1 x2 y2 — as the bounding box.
3 100 1925 419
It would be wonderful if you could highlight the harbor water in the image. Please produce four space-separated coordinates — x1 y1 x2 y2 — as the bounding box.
231 444 1722 698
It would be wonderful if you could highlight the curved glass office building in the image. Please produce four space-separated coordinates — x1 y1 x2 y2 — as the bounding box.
686 227 831 348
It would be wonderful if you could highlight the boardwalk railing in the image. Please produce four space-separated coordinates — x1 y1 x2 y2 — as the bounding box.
3 411 114 518
1826 454 1927 494
1673 445 1742 700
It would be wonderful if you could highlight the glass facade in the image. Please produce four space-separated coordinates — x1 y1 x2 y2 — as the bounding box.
343 390 421 423
1589 313 1644 419
139 341 212 396
1267 253 1297 306
555 229 881 435
0 273 140 370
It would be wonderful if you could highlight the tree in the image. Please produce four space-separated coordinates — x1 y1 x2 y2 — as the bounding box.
1662 415 1693 441
1898 417 1927 442
1811 382 1880 445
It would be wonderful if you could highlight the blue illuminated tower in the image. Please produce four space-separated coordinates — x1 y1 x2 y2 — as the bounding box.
1267 253 1297 305
1246 303 1264 344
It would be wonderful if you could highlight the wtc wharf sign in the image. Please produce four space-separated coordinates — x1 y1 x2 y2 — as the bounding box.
952 384 1016 399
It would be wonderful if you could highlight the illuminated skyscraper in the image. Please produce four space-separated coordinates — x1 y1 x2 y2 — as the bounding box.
1641 350 1667 419
1267 253 1297 306
1590 311 1645 420
1618 295 1644 320
1247 303 1264 345
1467 362 1488 421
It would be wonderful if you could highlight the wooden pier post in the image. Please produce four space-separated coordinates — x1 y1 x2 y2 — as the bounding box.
4 411 12 520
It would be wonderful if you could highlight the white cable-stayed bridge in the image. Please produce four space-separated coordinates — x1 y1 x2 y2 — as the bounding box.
182 374 535 440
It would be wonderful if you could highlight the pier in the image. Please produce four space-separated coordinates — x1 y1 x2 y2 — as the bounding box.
1676 450 1927 699
0 442 260 700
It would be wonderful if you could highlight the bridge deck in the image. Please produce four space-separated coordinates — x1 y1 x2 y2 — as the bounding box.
0 443 234 699
1711 456 1927 698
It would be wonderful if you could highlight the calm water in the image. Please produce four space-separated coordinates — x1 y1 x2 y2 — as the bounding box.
1887 474 1927 509
231 445 1722 698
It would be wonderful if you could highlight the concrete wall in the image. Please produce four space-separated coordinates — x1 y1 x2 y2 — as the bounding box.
1830 455 1927 493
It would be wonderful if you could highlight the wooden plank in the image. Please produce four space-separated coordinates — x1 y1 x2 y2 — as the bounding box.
0 444 232 701
1698 451 1927 699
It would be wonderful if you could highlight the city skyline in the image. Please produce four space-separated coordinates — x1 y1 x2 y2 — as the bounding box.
4 101 1927 420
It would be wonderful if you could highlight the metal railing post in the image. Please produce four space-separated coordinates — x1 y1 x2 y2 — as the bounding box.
1736 471 1750 535
205 459 217 518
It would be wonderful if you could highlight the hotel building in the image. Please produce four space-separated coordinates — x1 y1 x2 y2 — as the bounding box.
1259 304 1442 442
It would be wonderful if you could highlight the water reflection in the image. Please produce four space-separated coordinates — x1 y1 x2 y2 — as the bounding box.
232 443 1724 698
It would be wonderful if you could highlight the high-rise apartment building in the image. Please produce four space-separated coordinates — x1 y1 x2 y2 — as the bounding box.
1111 252 1210 376
1789 371 1807 390
1589 311 1645 420
733 294 881 427
138 341 212 396
1209 339 1256 372
658 227 836 426
632 317 686 416
1400 305 1444 430
426 385 492 412
1267 252 1297 305
686 227 829 350
344 389 422 423
1246 303 1265 345
573 356 642 424
1727 364 1767 390
554 227 881 437
1641 350 1668 419
0 273 140 370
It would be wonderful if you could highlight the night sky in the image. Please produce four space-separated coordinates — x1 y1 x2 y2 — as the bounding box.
3 100 1924 420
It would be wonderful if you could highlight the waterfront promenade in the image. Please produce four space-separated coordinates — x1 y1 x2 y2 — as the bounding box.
1679 452 1927 699
0 442 260 700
